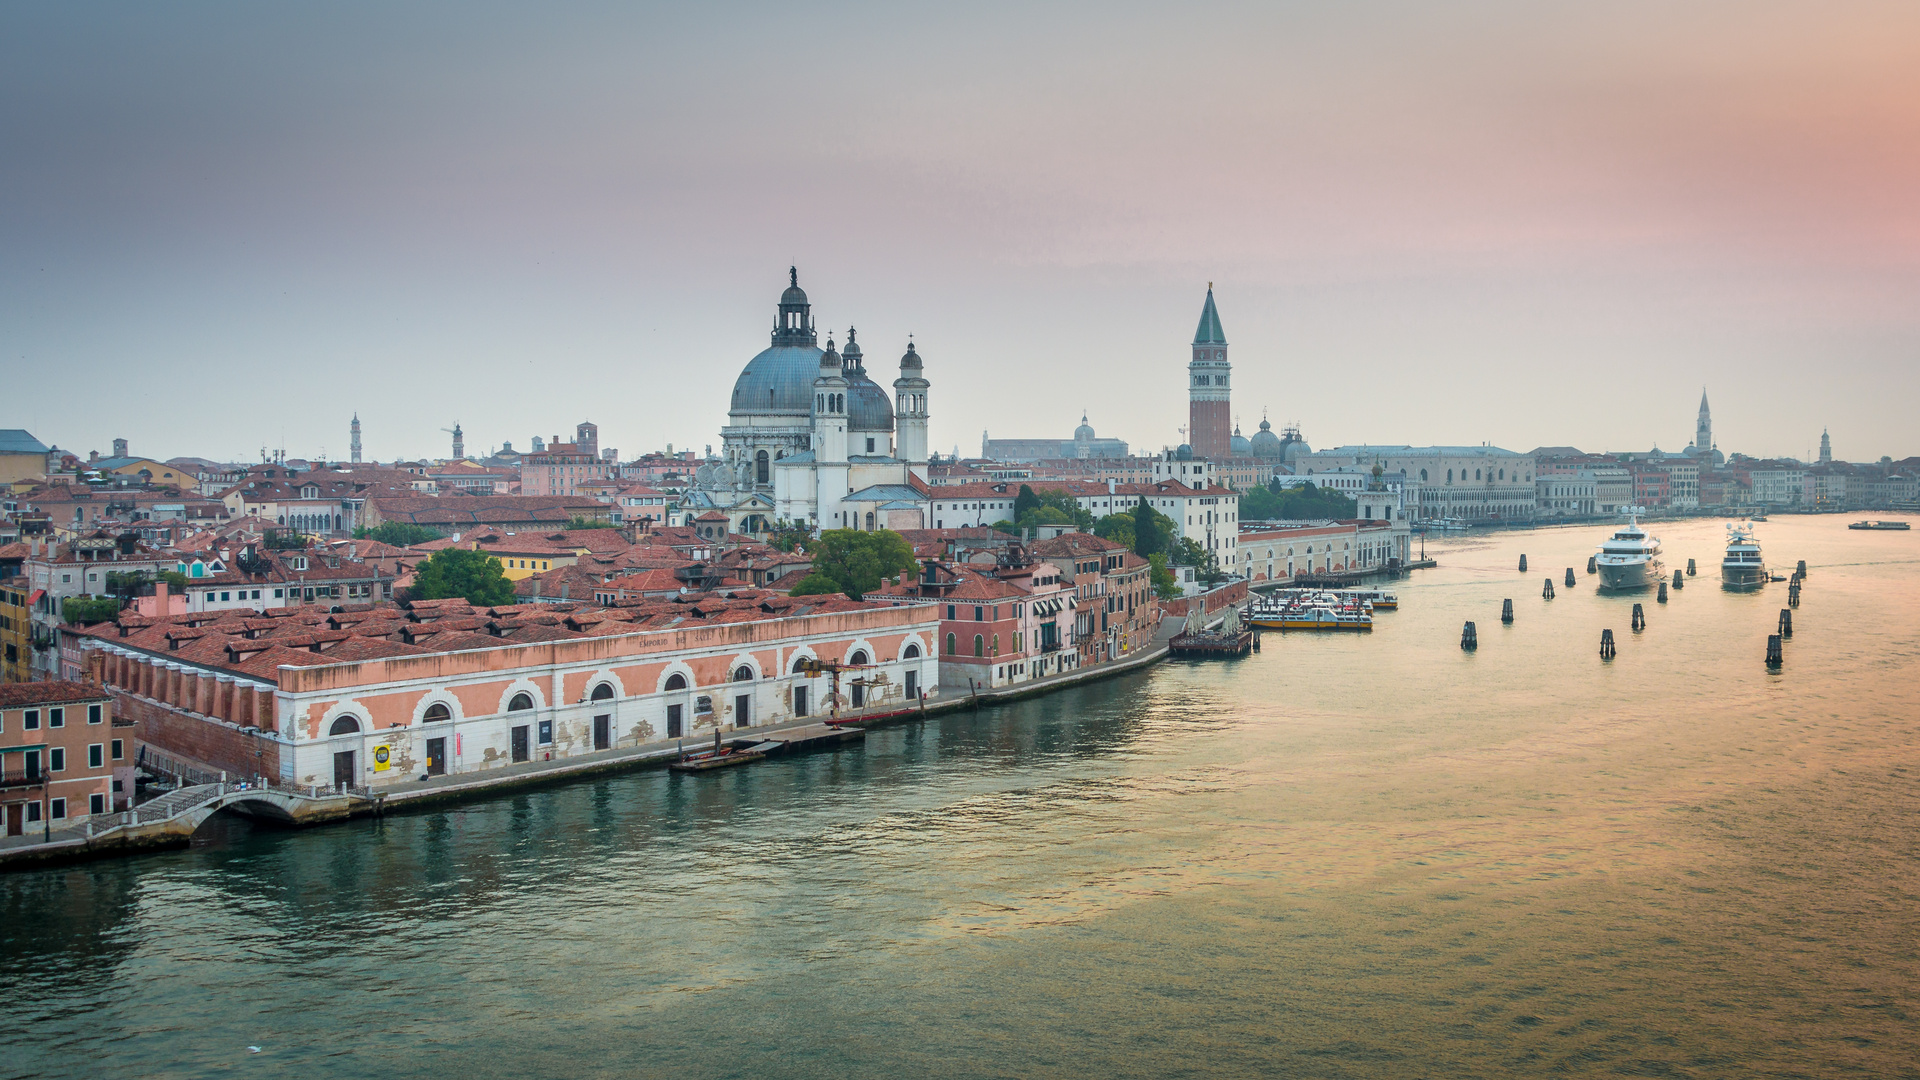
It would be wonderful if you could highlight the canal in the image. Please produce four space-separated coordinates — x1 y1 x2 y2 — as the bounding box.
5 516 1917 1078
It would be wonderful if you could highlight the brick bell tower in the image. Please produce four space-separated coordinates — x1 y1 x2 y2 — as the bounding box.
1188 284 1231 459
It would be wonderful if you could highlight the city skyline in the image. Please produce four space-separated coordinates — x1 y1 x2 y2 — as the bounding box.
5 3 1918 463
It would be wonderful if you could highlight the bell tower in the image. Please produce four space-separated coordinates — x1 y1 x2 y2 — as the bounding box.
894 339 930 468
1188 284 1231 459
1696 389 1711 456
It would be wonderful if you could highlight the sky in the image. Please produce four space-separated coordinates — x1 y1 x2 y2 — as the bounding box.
4 1 1918 466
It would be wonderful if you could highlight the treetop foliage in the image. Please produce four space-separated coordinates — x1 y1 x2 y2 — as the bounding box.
410 548 516 606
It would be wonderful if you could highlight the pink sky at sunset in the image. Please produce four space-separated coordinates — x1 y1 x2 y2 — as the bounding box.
4 1 1916 464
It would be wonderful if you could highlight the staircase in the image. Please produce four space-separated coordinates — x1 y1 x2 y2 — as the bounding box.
122 784 224 826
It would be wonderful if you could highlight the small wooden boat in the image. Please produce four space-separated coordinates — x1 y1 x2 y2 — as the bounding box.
669 731 766 773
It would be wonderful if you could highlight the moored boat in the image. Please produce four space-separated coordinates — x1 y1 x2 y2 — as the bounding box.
1848 519 1912 530
1595 512 1664 590
1721 522 1767 588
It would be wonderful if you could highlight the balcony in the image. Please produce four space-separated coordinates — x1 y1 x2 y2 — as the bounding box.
0 774 47 791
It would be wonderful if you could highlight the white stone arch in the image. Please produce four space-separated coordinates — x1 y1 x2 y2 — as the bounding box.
895 632 928 663
318 698 371 740
727 652 763 683
656 661 697 694
497 678 546 716
786 645 820 676
583 669 628 703
411 690 463 726
843 637 877 667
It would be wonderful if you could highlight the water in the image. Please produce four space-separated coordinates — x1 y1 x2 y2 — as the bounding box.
6 517 1918 1079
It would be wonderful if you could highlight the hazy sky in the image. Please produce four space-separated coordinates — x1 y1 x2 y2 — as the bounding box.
5 1 1917 466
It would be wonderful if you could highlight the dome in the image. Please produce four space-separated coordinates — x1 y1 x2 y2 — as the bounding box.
1249 418 1284 459
1230 424 1252 456
1176 444 1193 461
781 282 808 308
1280 435 1311 463
846 370 894 433
899 341 922 370
1074 413 1095 442
841 327 864 367
732 344 828 417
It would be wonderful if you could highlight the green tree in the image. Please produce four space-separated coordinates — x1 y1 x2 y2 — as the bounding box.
1241 480 1357 521
1132 497 1166 557
1148 553 1181 600
1013 484 1040 523
353 521 445 546
765 519 813 553
787 572 842 596
565 515 616 530
1173 536 1208 567
410 548 516 606
1091 513 1135 549
793 529 918 600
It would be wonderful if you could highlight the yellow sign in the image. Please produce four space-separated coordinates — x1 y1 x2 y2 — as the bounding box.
372 745 391 772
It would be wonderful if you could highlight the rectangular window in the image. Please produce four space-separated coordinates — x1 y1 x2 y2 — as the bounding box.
26 801 40 823
51 798 66 820
90 793 107 816
275 589 284 598
221 592 231 601
974 606 983 621
112 738 124 760
88 703 102 724
88 744 103 769
49 708 63 728
50 747 64 772
25 750 41 780
537 718 553 744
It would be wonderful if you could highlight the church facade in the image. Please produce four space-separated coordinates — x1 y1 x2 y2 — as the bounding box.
687 270 931 534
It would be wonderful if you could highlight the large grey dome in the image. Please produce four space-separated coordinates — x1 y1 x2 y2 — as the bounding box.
731 344 827 416
1249 418 1284 459
1230 425 1252 456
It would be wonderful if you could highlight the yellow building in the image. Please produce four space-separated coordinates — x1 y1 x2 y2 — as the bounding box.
0 555 31 682
0 430 51 485
92 456 189 486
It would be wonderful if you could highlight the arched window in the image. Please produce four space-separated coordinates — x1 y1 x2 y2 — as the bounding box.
590 683 615 702
1446 469 1453 483
973 634 984 657
791 656 811 675
755 450 770 485
508 693 534 712
902 642 921 660
664 673 687 692
945 632 956 656
328 715 361 736
1420 469 1428 481
848 649 869 666
733 665 754 682
422 703 451 724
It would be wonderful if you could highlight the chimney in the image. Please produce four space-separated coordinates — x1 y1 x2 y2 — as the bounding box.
155 580 169 614
1107 478 1116 494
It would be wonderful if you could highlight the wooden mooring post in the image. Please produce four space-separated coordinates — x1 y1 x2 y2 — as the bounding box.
1658 580 1668 603
1687 558 1696 576
1631 603 1646 631
1779 607 1793 638
1543 578 1555 599
1566 567 1576 587
1766 633 1783 668
1518 554 1528 572
1673 569 1684 589
1789 581 1801 608
1461 621 1478 650
1600 628 1616 659
1501 599 1514 624
1587 556 1598 574
1797 559 1808 577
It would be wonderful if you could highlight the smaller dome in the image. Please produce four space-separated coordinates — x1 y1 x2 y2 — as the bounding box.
1230 424 1251 456
1074 413 1095 441
781 266 808 308
1250 417 1284 459
841 327 863 369
900 341 922 370
1176 444 1194 461
819 337 841 373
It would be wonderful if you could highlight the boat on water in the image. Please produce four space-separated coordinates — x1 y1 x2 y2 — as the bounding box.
1721 522 1767 588
1266 586 1397 610
1849 519 1912 531
1246 592 1374 631
1169 604 1253 656
1595 512 1664 590
668 730 766 773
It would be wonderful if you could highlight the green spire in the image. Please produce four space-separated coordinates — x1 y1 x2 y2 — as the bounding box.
1193 285 1226 345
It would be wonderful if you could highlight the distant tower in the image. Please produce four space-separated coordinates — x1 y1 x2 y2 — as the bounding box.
350 413 362 464
1819 428 1832 464
893 339 930 466
576 422 599 458
531 436 544 452
451 423 464 461
1188 284 1231 459
812 335 849 465
1696 389 1711 456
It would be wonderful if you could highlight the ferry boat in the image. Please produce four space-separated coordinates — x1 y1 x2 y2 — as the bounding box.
1720 522 1767 588
1848 519 1911 530
1595 512 1664 590
1246 592 1374 631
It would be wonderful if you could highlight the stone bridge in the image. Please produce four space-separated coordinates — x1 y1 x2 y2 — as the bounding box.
95 782 366 843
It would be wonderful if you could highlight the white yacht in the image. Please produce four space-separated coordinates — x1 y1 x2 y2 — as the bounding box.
1721 522 1767 588
1595 513 1664 589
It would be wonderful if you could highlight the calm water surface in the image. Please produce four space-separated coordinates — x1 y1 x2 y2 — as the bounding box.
6 517 1919 1079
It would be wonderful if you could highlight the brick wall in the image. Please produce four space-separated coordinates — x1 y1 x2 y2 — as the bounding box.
113 691 282 782
1161 580 1248 618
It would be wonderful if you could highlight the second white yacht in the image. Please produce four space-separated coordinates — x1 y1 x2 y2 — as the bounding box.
1721 522 1767 588
1596 513 1664 589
